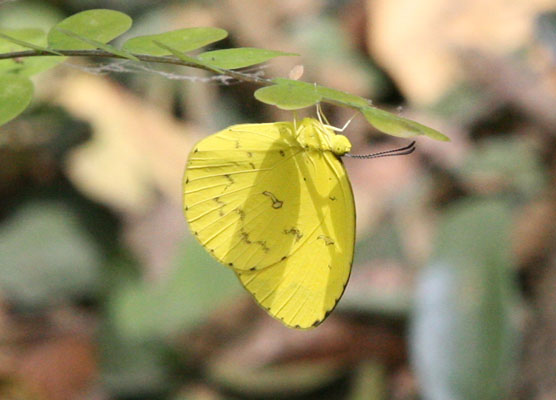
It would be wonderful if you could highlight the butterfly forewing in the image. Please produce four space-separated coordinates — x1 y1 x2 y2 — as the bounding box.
185 123 305 270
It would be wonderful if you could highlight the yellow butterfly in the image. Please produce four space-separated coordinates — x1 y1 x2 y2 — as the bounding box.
183 114 413 328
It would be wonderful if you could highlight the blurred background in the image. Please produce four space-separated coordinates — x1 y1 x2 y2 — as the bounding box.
1 0 555 399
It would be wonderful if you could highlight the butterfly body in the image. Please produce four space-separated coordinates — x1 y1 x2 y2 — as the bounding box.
183 118 355 328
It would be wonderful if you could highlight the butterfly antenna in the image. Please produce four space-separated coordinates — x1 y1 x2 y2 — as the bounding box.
344 141 416 159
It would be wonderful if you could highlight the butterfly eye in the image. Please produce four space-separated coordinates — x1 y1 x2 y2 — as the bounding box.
331 134 352 155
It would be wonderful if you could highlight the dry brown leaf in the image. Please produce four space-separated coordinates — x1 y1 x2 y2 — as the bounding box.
367 0 554 104
513 194 556 266
342 260 414 311
210 314 405 371
16 335 96 400
124 199 187 281
54 73 194 214
288 64 305 80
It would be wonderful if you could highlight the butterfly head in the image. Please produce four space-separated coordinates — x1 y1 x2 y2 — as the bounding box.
331 134 351 156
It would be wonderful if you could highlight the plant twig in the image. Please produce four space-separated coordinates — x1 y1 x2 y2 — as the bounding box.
0 49 274 86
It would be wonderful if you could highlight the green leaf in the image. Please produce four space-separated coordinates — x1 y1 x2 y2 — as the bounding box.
47 9 132 50
252 79 449 141
152 40 224 74
411 198 518 400
254 78 369 110
0 28 65 76
100 327 170 395
0 201 101 307
109 236 240 341
0 29 45 53
0 73 33 126
0 1 63 32
0 32 62 55
535 11 556 54
122 27 227 56
362 107 450 141
197 47 298 69
54 27 139 61
254 79 322 110
316 85 370 108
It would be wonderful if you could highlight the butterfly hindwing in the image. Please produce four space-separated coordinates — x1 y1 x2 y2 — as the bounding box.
236 149 355 328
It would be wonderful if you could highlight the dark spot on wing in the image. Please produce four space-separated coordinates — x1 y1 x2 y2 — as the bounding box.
223 174 235 191
255 240 270 253
240 230 252 244
284 227 303 242
235 208 246 220
214 197 225 216
262 191 283 209
279 150 285 157
317 235 335 246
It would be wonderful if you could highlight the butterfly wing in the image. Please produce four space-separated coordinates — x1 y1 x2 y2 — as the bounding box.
184 122 305 270
184 122 355 329
236 149 355 328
